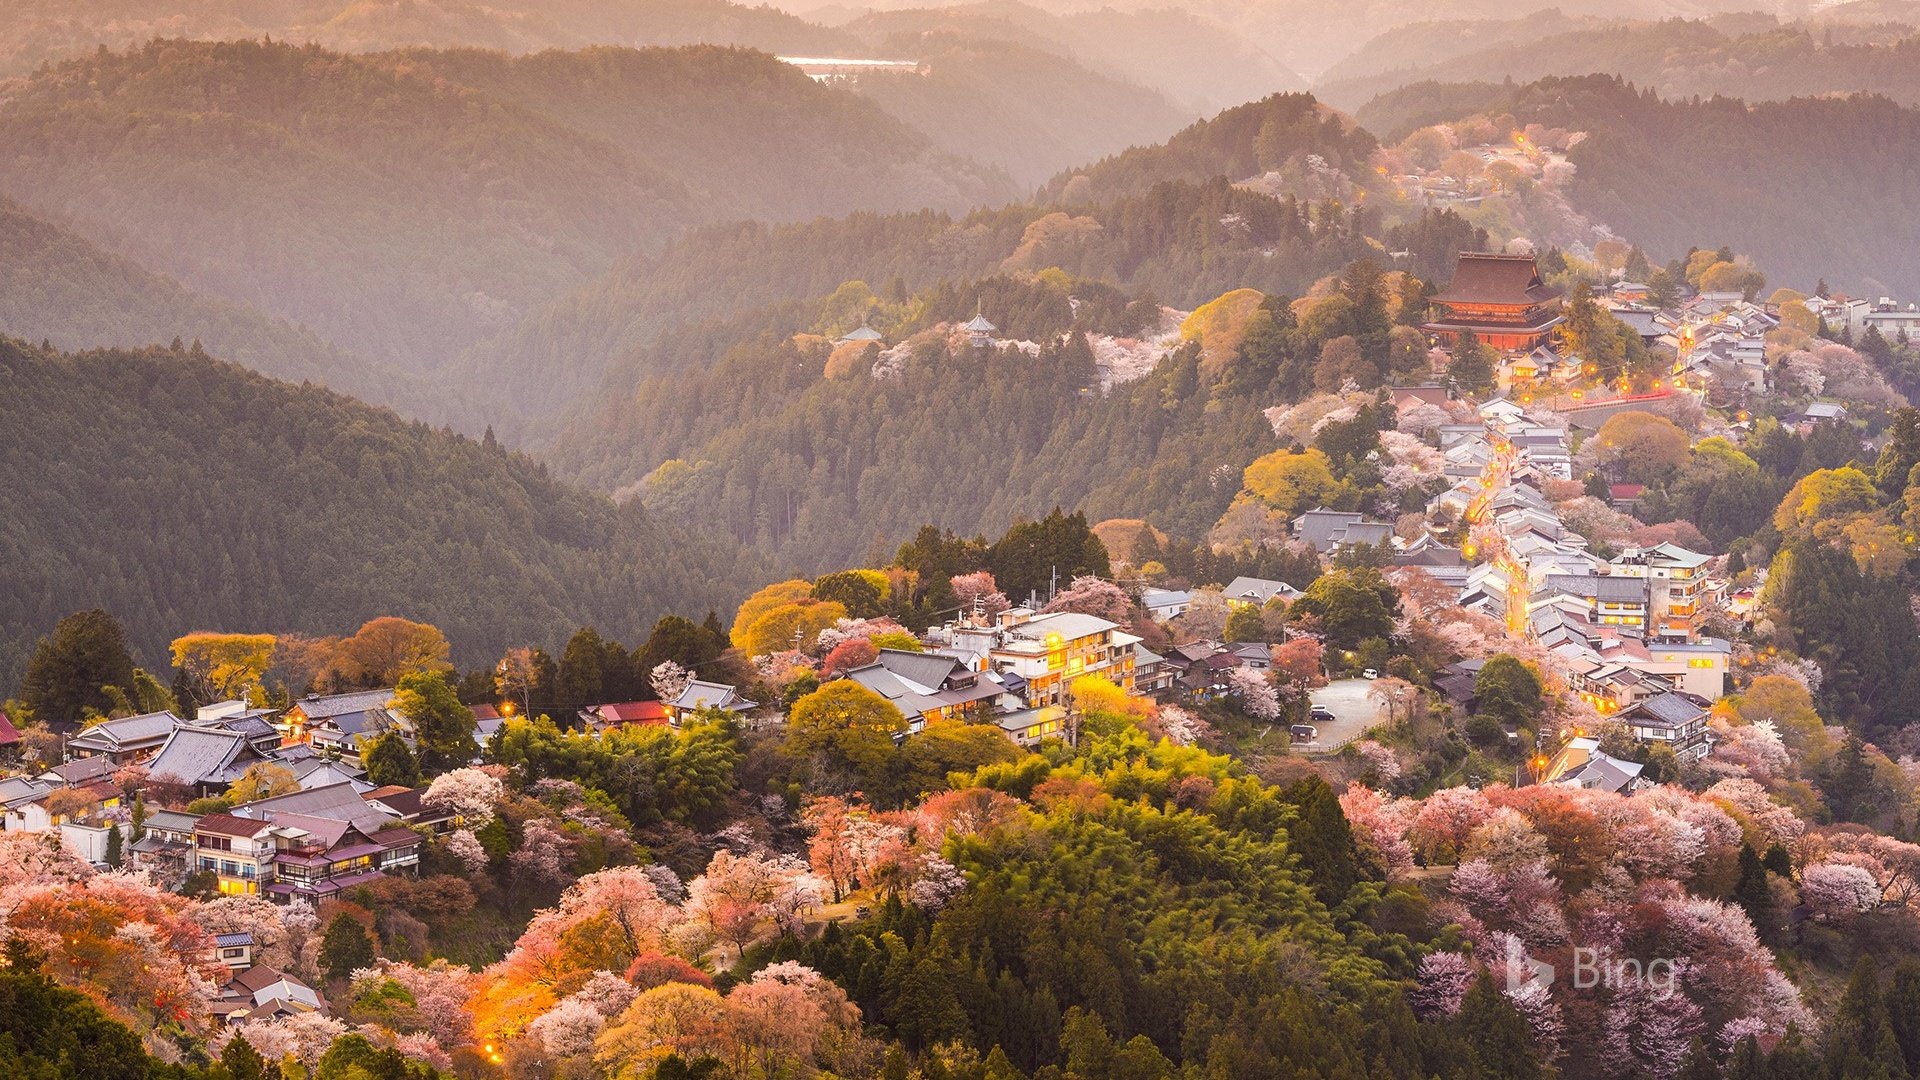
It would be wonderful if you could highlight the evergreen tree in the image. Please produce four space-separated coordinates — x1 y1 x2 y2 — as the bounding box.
319 913 377 984
1889 961 1920 1074
220 1034 276 1080
1279 774 1361 905
103 824 122 869
1823 956 1909 1080
1448 330 1493 394
20 610 138 727
363 732 421 788
1453 974 1544 1079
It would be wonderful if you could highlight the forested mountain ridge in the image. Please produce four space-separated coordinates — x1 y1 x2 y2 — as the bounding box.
0 38 1011 426
1038 92 1381 205
0 337 751 688
473 167 1393 445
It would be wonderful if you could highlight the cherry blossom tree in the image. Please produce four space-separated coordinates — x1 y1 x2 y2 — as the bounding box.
422 767 505 826
1410 951 1474 1019
1801 861 1881 920
906 855 966 911
1604 962 1704 1080
685 850 808 965
1040 575 1132 626
722 962 864 1079
1224 666 1280 722
914 787 1024 843
950 572 1010 621
443 828 490 875
1408 786 1494 863
1339 785 1413 879
1269 638 1327 695
649 660 692 704
234 1012 347 1072
508 818 575 895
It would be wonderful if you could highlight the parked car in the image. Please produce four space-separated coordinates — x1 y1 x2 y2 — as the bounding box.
1290 723 1319 742
1362 668 1380 679
1309 706 1335 723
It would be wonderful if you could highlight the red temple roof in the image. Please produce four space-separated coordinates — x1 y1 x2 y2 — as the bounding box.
1431 253 1563 307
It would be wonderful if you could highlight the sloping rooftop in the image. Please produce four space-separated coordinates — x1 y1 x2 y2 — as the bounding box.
67 710 182 752
1623 691 1710 729
145 725 258 786
1431 253 1563 307
234 782 397 835
293 689 396 720
1223 577 1300 604
670 680 754 712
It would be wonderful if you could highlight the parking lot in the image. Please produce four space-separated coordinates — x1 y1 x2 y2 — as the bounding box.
1298 678 1386 751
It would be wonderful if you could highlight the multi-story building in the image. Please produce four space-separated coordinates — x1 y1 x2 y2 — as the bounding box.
191 813 279 897
986 611 1138 707
1608 543 1711 642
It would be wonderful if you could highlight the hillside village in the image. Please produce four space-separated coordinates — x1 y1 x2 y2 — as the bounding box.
5 244 1920 1079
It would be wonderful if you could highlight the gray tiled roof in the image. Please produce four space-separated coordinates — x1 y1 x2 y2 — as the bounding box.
1543 574 1648 603
67 710 182 751
146 726 256 786
293 689 395 720
1624 692 1709 730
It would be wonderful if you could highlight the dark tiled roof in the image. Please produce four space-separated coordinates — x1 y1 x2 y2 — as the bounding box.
1624 692 1709 729
1432 253 1563 307
293 689 395 720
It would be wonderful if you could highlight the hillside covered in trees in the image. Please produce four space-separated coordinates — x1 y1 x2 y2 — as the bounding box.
1360 75 1920 296
0 338 748 687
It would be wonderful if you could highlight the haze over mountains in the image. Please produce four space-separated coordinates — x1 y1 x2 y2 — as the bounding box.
8 0 1920 670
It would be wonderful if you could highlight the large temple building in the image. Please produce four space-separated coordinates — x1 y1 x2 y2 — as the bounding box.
1423 252 1565 350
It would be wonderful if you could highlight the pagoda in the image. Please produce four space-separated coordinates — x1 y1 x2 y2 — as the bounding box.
962 307 998 348
1422 252 1564 351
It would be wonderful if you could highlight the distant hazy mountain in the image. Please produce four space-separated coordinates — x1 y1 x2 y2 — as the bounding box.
0 198 423 408
787 0 1781 79
0 0 855 76
0 336 748 686
1319 13 1920 110
834 35 1191 186
834 0 1304 112
0 38 1010 422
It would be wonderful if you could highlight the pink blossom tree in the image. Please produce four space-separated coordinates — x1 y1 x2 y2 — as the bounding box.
1040 575 1133 626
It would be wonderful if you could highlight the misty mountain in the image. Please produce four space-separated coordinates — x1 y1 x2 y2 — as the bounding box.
0 336 748 687
832 36 1192 187
448 90 1385 442
0 38 1010 421
1319 14 1920 110
0 198 429 409
834 0 1304 113
0 0 855 77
